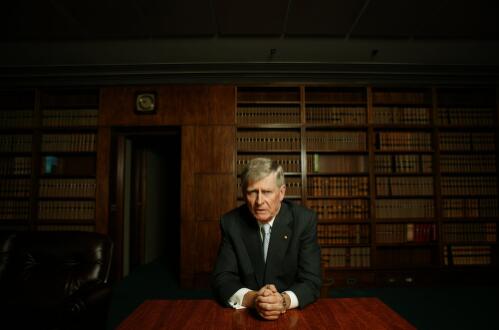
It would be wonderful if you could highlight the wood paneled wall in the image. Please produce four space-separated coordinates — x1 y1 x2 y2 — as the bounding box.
99 85 236 286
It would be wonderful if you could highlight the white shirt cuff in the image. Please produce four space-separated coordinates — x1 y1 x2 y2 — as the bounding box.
284 290 299 309
228 288 251 309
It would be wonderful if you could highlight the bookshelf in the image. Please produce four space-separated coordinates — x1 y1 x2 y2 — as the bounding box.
236 87 303 206
436 88 498 269
0 88 99 233
0 90 35 230
235 85 499 286
304 87 371 279
372 87 439 279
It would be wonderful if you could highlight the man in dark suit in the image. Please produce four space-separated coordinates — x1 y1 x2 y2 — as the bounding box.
212 158 322 320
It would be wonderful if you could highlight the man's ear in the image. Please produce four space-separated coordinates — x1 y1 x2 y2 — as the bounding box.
279 185 286 201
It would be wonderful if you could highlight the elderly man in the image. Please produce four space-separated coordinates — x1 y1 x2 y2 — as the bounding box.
211 157 322 320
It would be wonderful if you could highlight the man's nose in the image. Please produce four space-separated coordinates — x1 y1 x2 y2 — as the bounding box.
256 192 263 204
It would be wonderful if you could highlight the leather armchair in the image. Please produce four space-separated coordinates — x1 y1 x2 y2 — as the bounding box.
0 231 113 330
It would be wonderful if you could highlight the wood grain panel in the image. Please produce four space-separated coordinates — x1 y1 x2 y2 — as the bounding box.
194 174 236 221
180 126 196 287
180 220 197 286
194 220 222 273
193 126 235 173
176 85 235 125
180 125 236 287
180 126 197 222
95 127 111 234
100 85 235 126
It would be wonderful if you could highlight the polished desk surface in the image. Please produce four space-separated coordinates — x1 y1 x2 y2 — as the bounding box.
117 298 416 329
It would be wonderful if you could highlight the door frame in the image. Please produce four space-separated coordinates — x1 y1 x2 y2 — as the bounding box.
110 127 180 279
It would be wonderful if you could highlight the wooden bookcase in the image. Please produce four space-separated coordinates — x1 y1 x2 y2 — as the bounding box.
0 89 35 231
236 85 499 286
0 88 99 232
236 87 303 206
436 88 498 272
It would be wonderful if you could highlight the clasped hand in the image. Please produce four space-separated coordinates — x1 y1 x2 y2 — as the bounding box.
254 284 286 320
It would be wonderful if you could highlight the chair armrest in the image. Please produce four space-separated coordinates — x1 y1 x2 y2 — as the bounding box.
62 282 112 330
65 282 112 314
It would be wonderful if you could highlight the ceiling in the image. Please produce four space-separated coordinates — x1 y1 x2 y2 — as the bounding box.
1 0 498 86
2 0 498 41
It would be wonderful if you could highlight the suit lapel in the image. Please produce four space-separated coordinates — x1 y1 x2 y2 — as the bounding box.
264 202 292 282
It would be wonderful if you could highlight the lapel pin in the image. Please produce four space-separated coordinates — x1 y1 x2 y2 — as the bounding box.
284 235 288 240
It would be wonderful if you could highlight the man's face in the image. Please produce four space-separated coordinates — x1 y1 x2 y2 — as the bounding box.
244 172 286 224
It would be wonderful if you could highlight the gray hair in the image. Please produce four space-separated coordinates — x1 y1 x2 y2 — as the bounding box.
240 158 285 192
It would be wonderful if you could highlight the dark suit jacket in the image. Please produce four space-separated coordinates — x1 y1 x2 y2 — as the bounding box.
211 200 322 308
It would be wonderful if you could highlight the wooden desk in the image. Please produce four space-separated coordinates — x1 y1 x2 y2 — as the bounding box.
117 298 416 329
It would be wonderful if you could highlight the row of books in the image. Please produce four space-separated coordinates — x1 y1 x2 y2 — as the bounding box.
308 176 369 197
0 179 31 197
306 132 367 151
372 106 430 125
321 247 370 268
436 107 496 126
305 106 366 125
307 154 368 173
376 248 434 267
36 224 95 232
236 107 495 127
317 224 370 244
375 132 432 151
440 154 496 173
0 157 31 176
308 199 369 220
439 132 495 151
236 105 300 124
236 131 301 151
236 105 495 126
375 154 433 174
444 245 492 266
39 179 96 198
284 177 302 196
38 201 95 220
442 223 496 243
42 109 98 127
376 223 437 243
0 110 33 128
443 198 499 218
376 176 434 196
0 135 32 152
372 91 429 104
0 200 29 220
236 132 496 153
41 134 96 152
236 155 301 173
440 176 497 196
375 199 435 219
